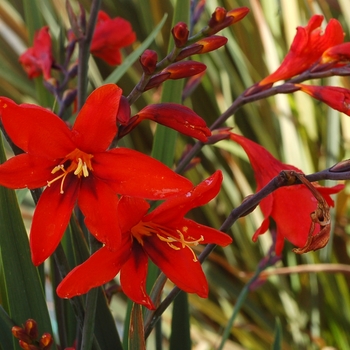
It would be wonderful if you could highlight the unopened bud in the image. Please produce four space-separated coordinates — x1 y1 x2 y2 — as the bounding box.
204 6 249 35
140 49 158 74
176 35 228 61
12 327 32 344
116 95 131 125
172 22 189 48
162 61 206 79
39 333 53 349
24 319 38 340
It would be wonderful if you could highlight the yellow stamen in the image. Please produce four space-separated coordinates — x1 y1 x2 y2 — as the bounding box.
132 221 204 262
47 149 93 194
156 229 204 262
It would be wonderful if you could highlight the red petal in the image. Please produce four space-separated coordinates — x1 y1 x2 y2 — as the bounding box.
120 242 154 309
259 15 344 85
117 196 149 233
0 97 75 158
143 235 208 297
78 176 121 250
57 246 126 298
136 103 211 142
93 148 192 199
0 153 56 189
72 84 122 152
146 170 222 224
30 175 79 265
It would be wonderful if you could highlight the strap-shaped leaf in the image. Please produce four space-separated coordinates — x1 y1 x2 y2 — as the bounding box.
0 135 56 349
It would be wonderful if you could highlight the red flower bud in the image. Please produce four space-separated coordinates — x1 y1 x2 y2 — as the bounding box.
12 326 32 343
24 319 38 340
144 61 206 90
140 49 158 74
204 6 249 35
162 61 206 79
172 22 189 47
320 42 350 65
208 7 227 28
176 35 227 61
39 333 53 349
135 103 211 142
296 84 350 115
18 341 39 350
116 95 131 125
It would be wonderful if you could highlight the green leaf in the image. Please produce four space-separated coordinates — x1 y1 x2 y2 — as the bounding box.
169 292 191 350
103 14 168 85
128 304 146 350
0 306 16 350
0 134 56 349
271 318 282 350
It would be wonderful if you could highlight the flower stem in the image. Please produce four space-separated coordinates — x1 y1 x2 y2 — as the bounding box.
77 0 101 110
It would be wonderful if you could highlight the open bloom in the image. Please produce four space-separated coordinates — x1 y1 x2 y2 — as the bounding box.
91 11 136 65
19 26 53 80
229 133 344 255
296 84 350 116
57 171 232 309
259 15 344 86
0 84 192 265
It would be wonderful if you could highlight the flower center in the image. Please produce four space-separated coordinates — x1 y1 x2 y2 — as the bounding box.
131 222 204 262
47 148 94 194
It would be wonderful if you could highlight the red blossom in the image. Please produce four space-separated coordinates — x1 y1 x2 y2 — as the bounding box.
118 103 211 142
296 84 350 115
90 11 136 65
19 26 54 80
57 171 232 309
229 133 344 255
259 15 344 86
0 84 192 265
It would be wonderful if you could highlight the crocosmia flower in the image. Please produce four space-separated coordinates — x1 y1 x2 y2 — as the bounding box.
259 15 344 86
90 11 136 65
19 26 53 80
0 84 192 266
229 133 344 255
296 84 350 115
57 171 232 309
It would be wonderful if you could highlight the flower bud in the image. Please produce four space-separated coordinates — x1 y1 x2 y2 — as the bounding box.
116 95 131 125
162 61 206 79
24 319 38 340
204 6 249 35
172 22 189 48
39 333 53 349
12 326 32 344
140 49 158 74
176 35 228 61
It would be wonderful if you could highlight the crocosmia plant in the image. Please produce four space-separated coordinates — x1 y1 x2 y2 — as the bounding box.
1 1 350 349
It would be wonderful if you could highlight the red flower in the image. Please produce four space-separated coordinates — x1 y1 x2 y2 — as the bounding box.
320 42 350 65
90 11 136 65
56 171 232 309
19 26 53 80
296 84 350 115
0 84 192 265
229 133 344 255
259 15 344 86
118 103 211 142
